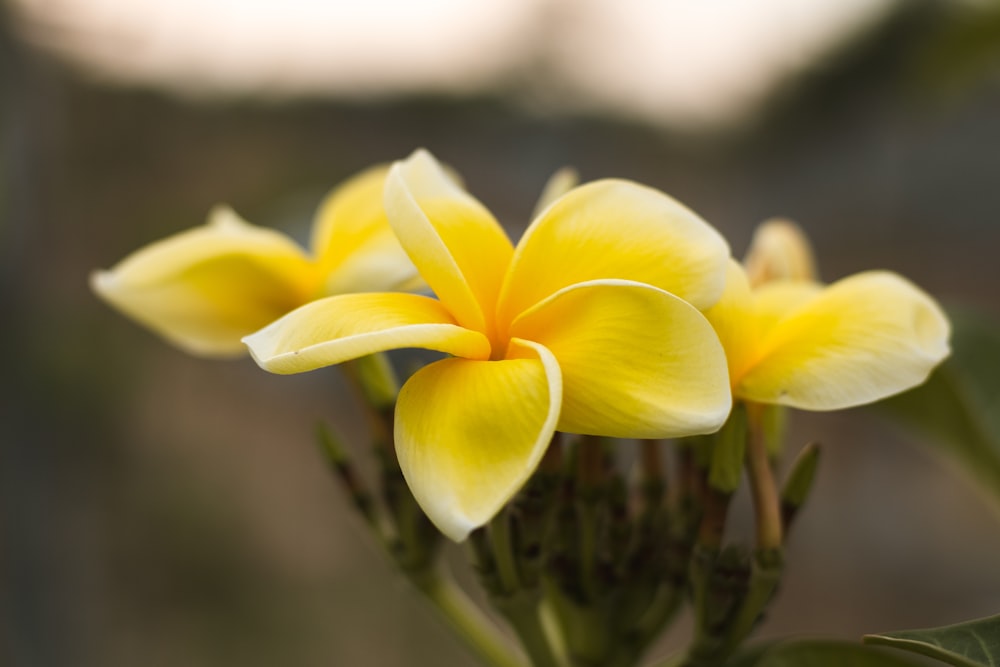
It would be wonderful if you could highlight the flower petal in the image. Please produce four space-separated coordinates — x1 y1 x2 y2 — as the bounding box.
703 261 756 385
309 164 420 294
91 206 315 357
384 149 513 334
395 338 562 541
737 271 951 410
704 261 822 386
499 179 729 326
509 280 732 438
243 292 490 374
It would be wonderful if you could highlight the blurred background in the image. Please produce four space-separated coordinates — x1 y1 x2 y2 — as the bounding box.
3 0 1000 665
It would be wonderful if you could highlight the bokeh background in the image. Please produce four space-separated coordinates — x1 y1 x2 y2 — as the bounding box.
3 1 1000 665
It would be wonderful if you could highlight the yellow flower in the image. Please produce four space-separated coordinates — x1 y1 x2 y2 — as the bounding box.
706 222 950 411
91 165 420 357
245 149 733 540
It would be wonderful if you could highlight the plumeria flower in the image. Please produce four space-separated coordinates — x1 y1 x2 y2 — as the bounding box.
92 165 420 357
706 219 950 411
245 149 733 540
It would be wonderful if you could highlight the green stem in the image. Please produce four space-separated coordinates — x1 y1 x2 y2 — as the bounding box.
489 513 567 667
696 487 731 550
411 570 526 667
745 403 783 551
491 511 521 595
557 604 613 666
499 597 566 667
605 585 683 667
714 549 783 659
636 585 684 645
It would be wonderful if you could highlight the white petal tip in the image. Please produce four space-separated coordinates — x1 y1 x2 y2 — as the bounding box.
89 269 114 296
207 204 246 229
435 514 477 543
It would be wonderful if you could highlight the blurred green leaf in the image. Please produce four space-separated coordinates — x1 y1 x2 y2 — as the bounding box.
727 639 925 667
912 2 1000 97
864 613 1000 667
876 308 1000 512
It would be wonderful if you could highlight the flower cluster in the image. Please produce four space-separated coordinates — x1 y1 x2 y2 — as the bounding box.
94 149 950 545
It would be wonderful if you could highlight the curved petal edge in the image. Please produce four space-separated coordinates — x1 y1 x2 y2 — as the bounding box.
511 279 732 438
243 292 490 374
394 338 562 541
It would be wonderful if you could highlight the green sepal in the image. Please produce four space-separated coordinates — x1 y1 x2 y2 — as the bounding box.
759 405 787 458
351 352 400 410
709 404 748 494
779 442 821 530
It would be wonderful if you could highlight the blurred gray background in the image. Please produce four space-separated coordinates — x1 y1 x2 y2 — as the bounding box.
3 1 1000 665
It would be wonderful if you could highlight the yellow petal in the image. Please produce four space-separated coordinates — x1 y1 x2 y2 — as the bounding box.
743 218 818 287
309 165 420 295
510 280 732 438
752 280 825 325
91 206 315 357
499 179 729 326
394 338 562 541
384 149 513 335
703 261 756 385
705 261 822 385
243 292 490 374
737 271 951 410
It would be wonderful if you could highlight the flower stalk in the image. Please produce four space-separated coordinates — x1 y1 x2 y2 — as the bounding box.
411 570 529 667
745 402 783 551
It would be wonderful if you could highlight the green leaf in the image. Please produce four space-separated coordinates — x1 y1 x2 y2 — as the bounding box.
728 639 926 667
864 613 1000 667
875 308 1000 512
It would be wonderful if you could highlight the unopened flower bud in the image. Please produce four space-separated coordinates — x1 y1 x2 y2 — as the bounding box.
744 218 817 287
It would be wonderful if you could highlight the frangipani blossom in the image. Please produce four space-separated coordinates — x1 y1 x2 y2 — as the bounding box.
92 165 419 357
706 223 950 411
245 149 733 540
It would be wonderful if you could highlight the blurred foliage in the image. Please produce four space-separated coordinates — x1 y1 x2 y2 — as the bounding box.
757 0 1000 136
876 308 1000 514
912 1 1000 98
